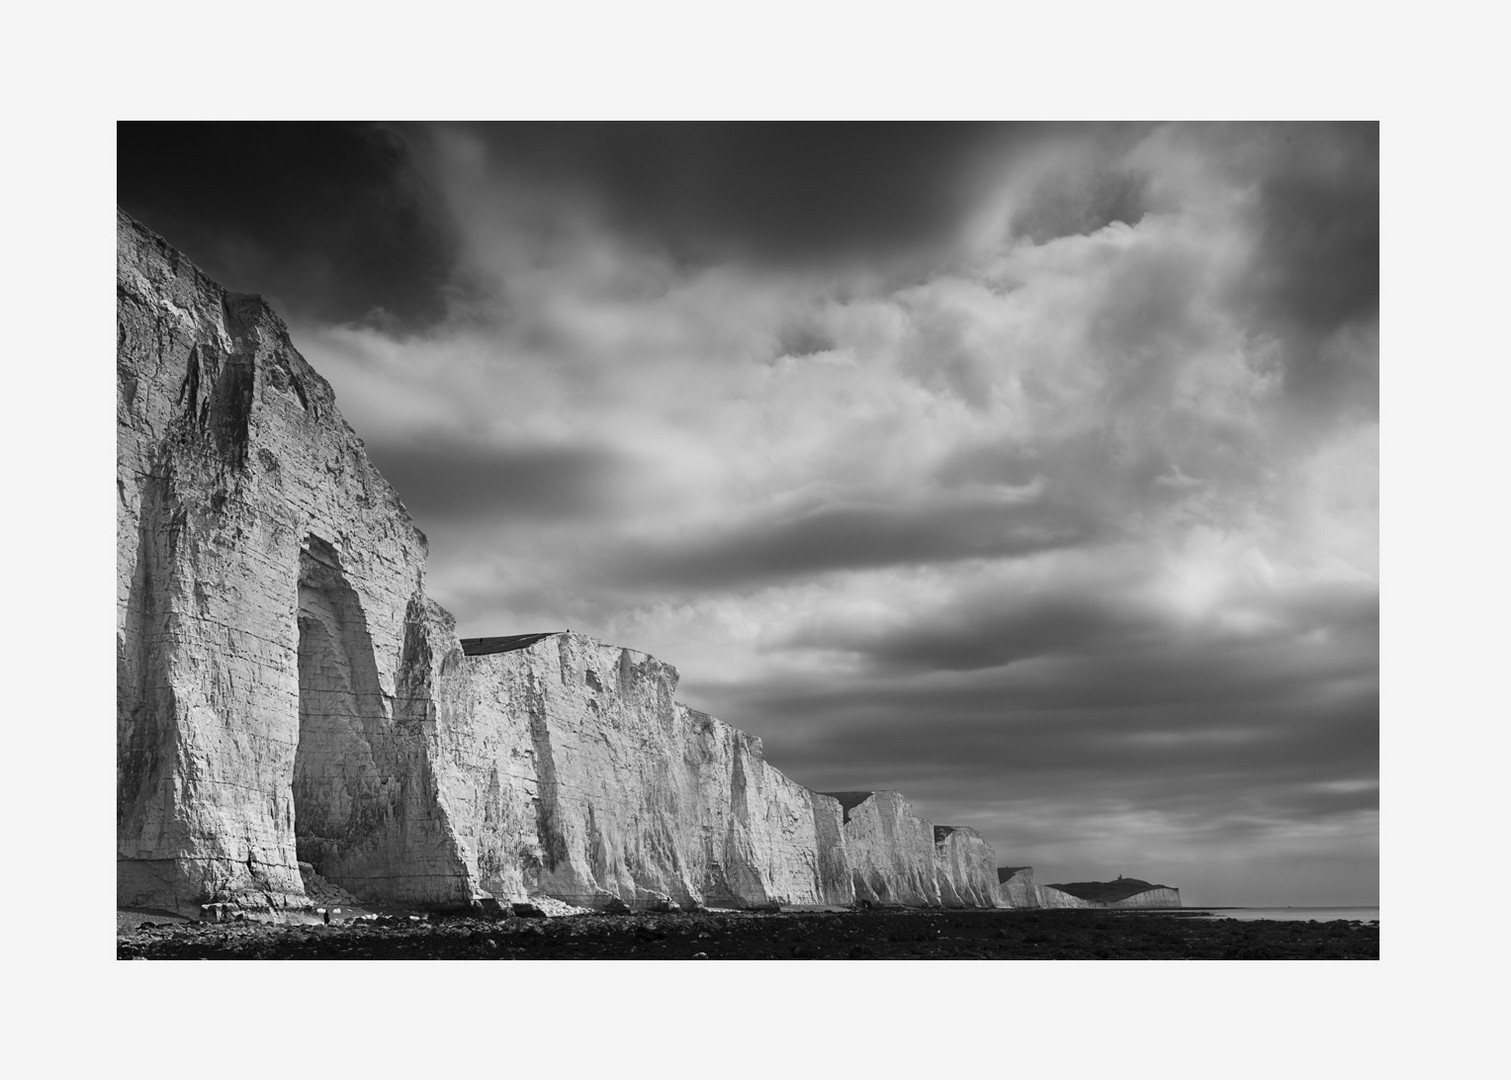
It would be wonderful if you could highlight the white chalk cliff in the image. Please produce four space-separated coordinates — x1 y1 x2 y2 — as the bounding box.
440 633 854 908
933 827 1006 908
117 212 470 911
116 210 1176 915
1040 883 1184 909
992 868 1182 910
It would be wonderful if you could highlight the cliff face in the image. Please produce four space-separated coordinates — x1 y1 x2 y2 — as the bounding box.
1035 885 1098 909
117 211 470 910
1049 886 1181 909
995 870 1183 910
826 792 942 907
997 866 1041 908
1043 878 1182 909
933 827 1005 908
447 633 854 909
1106 888 1181 908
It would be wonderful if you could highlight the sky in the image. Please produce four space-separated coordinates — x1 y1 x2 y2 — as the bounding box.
118 121 1378 906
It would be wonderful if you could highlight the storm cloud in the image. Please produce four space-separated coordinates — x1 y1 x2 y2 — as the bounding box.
117 122 455 328
606 486 1101 590
407 122 1052 270
367 438 633 523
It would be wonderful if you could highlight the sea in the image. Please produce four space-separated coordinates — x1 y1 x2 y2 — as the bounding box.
1187 906 1379 923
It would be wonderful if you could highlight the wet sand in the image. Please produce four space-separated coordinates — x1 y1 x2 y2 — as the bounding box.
117 907 1379 960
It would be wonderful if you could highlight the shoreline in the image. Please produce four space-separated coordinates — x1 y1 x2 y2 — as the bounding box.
117 907 1379 960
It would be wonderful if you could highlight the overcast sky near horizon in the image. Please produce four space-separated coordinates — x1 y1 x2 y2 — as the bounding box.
118 121 1378 906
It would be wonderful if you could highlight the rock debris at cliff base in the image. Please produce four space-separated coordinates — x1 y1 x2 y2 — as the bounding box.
117 909 1376 961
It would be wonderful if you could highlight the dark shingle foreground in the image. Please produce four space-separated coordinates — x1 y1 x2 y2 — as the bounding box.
460 633 562 657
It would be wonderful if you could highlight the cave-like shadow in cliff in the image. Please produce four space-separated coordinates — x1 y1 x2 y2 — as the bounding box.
294 535 387 894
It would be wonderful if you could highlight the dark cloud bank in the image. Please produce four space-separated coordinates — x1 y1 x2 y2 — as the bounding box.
607 490 1102 591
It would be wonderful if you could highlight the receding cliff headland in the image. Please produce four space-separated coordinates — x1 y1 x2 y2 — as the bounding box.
116 208 1178 924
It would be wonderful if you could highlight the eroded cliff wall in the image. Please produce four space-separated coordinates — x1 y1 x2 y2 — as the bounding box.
997 866 1042 908
826 792 942 907
117 211 471 910
1105 888 1182 909
1036 885 1099 909
933 827 1005 908
1022 880 1183 910
449 633 854 909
